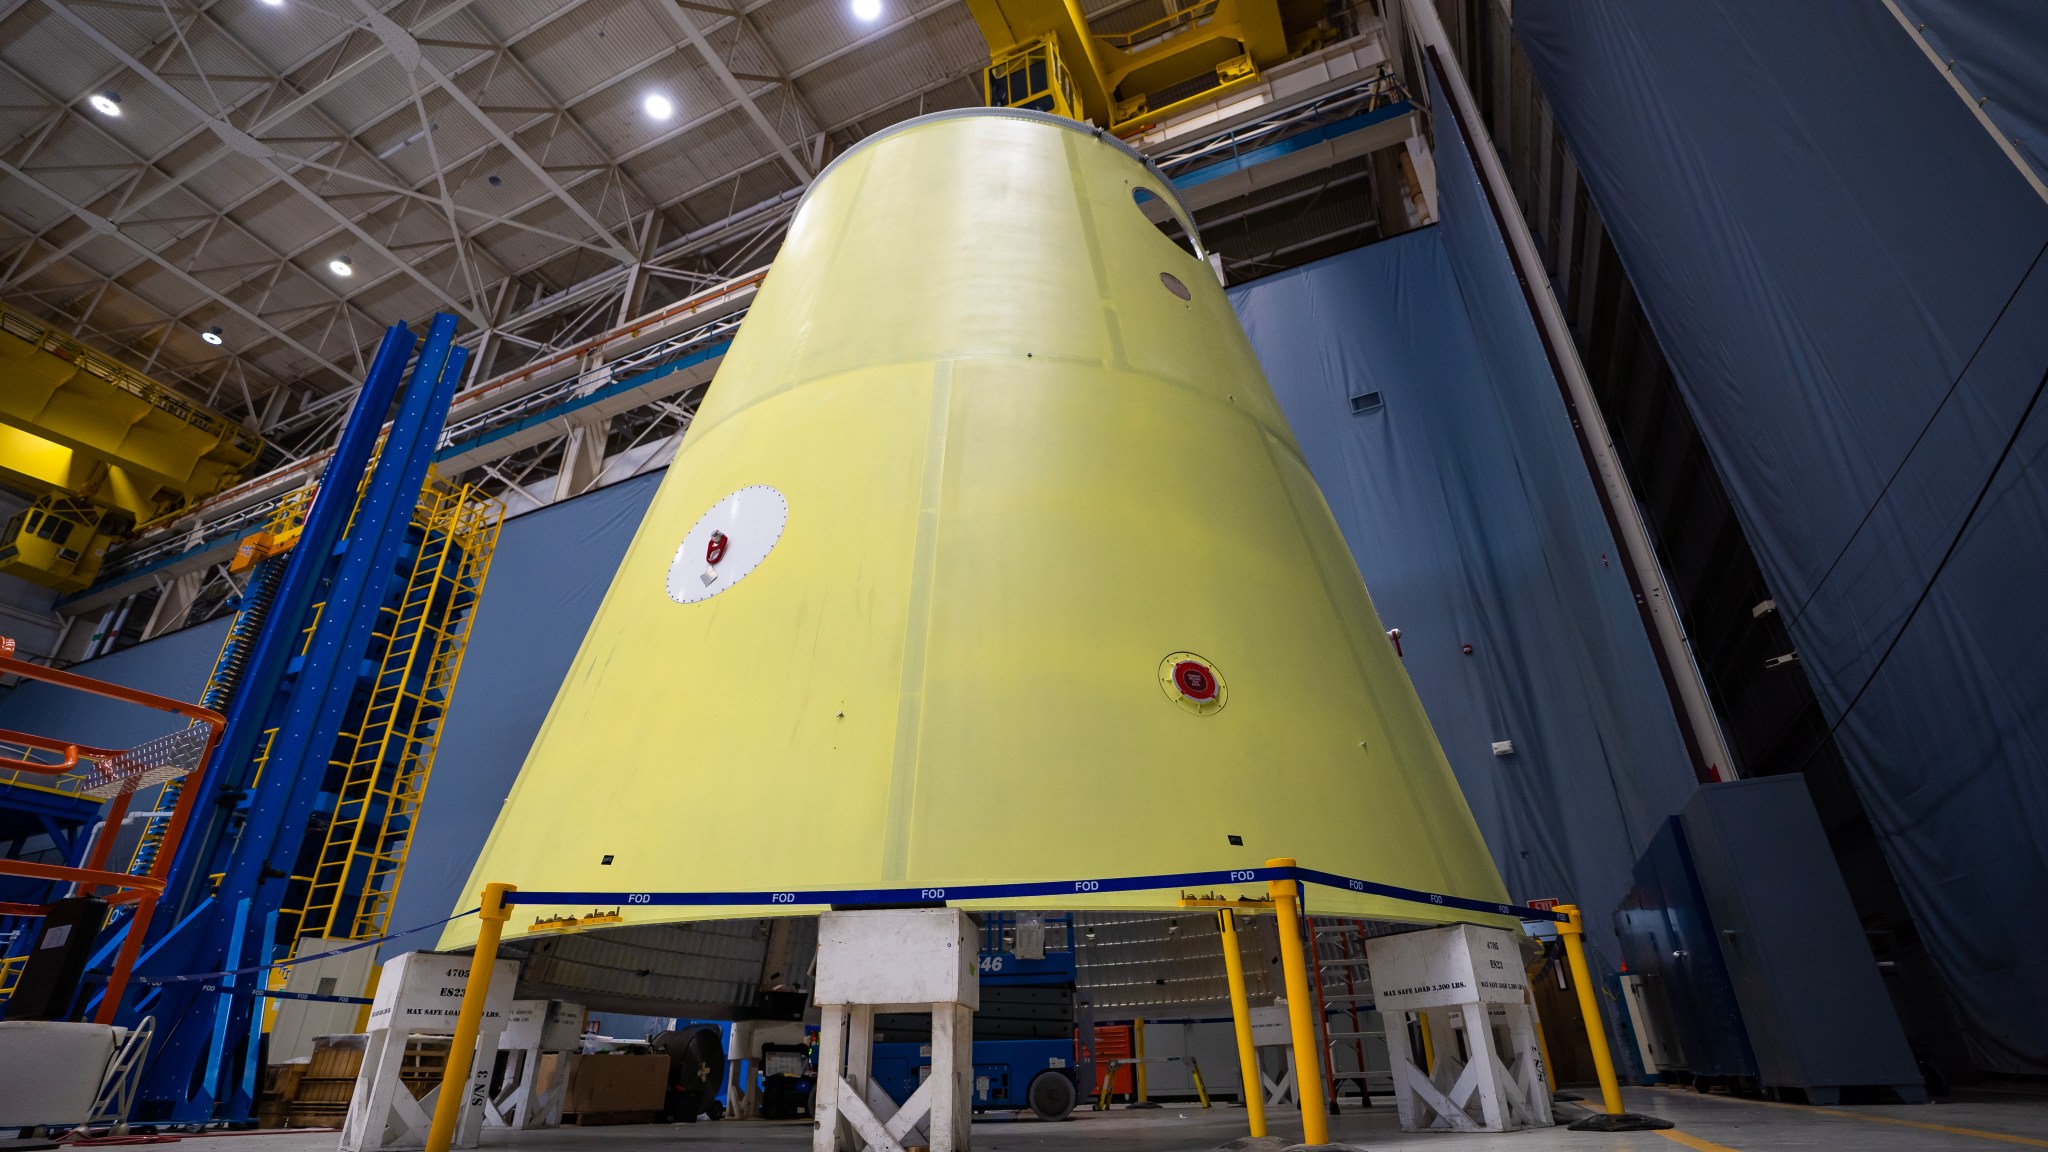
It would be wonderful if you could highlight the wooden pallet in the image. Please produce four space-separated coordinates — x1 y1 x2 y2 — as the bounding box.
276 1034 453 1128
285 1102 351 1128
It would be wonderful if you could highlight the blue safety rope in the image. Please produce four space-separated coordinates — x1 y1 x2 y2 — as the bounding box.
136 906 480 987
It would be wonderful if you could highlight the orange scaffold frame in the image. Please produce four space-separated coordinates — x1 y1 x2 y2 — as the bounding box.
0 634 225 1023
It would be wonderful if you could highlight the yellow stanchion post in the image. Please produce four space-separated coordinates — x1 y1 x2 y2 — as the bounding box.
1418 1011 1436 1076
1133 1017 1149 1104
1556 904 1622 1114
425 882 515 1152
1555 904 1669 1133
1268 859 1329 1145
1218 909 1267 1138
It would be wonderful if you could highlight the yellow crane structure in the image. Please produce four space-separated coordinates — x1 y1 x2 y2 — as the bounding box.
0 300 262 591
969 0 1338 132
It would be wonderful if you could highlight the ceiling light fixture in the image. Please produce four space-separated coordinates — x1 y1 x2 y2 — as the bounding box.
850 0 881 21
330 255 353 277
643 93 674 121
202 325 224 346
376 124 433 160
89 91 122 116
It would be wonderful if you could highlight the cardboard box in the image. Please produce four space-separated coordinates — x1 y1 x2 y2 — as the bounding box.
562 1054 668 1114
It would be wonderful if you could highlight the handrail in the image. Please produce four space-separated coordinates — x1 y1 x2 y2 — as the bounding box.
98 291 757 587
1 728 124 763
0 732 81 773
452 270 765 414
118 270 768 545
0 640 226 732
0 633 227 1022
1150 71 1406 177
0 860 165 893
1100 0 1221 51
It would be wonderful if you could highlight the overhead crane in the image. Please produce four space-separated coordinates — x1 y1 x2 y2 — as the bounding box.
0 300 261 592
968 0 1344 132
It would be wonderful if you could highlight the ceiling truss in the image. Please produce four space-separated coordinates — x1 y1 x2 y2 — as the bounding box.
1 0 986 442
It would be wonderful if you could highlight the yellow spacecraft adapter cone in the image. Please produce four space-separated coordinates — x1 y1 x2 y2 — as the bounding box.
443 108 1510 949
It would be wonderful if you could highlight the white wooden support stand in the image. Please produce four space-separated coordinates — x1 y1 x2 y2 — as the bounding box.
812 909 978 1152
1372 924 1551 1133
483 1000 585 1130
1248 1004 1301 1111
341 951 520 1151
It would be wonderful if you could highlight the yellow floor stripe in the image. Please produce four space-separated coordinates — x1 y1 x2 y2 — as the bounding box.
1820 1112 2048 1148
1658 1130 1743 1152
1651 1087 2048 1149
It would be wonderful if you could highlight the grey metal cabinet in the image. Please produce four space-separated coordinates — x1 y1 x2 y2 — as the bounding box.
1678 777 1925 1104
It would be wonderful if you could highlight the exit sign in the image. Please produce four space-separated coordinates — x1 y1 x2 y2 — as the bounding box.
1526 898 1559 912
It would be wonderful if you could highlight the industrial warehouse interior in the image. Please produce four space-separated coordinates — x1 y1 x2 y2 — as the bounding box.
0 0 2044 1149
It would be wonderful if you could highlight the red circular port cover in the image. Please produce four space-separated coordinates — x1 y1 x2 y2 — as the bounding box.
1172 660 1218 701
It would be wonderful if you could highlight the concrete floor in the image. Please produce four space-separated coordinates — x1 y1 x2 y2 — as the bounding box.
194 1087 2048 1152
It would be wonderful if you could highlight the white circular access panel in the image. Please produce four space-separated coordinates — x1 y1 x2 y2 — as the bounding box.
666 485 789 604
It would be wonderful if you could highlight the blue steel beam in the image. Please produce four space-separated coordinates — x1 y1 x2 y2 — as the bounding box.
152 325 419 929
125 322 420 1118
191 318 466 1119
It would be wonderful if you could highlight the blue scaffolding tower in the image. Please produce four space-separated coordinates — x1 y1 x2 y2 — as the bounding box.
77 317 471 1123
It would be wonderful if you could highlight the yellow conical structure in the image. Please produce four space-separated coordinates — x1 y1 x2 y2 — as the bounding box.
445 109 1508 948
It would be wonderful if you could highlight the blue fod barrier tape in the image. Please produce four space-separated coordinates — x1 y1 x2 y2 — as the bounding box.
505 864 1569 923
133 870 1558 996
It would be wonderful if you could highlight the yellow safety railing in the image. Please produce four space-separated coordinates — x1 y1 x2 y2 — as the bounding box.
985 35 1081 121
0 953 25 1002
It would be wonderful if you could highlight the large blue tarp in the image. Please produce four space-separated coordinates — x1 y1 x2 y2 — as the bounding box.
1517 0 2048 1072
1229 108 1696 963
1891 0 2048 189
381 472 661 954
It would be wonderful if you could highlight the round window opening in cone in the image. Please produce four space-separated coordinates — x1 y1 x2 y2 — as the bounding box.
444 108 1510 951
1160 652 1226 715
